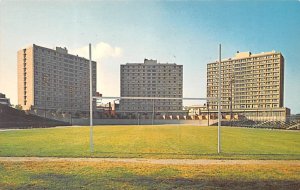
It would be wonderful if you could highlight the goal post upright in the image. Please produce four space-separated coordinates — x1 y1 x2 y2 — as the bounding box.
89 43 94 153
90 43 222 154
218 44 222 154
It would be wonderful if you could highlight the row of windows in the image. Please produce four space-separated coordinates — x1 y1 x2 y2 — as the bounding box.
208 62 280 71
121 85 182 90
35 81 93 87
207 72 280 79
208 81 280 86
121 92 182 96
210 100 280 105
209 88 280 93
121 65 182 69
35 47 90 62
121 99 182 103
35 99 88 104
208 76 280 83
121 72 182 76
34 102 89 109
121 102 182 106
122 80 181 85
120 92 182 97
121 87 182 91
120 106 182 111
122 68 182 71
209 103 279 110
34 60 96 71
35 90 90 96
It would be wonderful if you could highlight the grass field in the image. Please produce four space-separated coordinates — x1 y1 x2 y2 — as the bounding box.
0 160 299 189
0 125 299 159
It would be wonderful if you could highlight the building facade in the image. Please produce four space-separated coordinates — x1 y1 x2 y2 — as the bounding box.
17 44 96 114
183 105 206 118
120 59 183 114
207 51 290 121
0 93 11 106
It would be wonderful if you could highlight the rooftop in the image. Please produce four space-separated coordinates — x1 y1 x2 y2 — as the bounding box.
125 59 178 65
208 50 281 64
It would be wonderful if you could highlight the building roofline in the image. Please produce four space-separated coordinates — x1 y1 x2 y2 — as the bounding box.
208 50 282 64
20 44 96 63
123 62 181 65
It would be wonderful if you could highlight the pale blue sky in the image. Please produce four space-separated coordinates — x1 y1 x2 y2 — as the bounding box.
0 1 300 113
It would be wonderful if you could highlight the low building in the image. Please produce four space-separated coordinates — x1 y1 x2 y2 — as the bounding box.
0 93 11 106
184 105 207 119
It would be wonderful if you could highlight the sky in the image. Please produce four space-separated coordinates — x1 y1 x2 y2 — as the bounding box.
0 0 300 113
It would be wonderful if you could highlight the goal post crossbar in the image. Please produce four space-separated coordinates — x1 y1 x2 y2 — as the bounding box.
92 96 217 101
88 43 222 154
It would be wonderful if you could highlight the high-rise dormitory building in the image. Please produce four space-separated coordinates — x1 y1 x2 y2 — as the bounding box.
207 51 290 121
120 59 183 115
17 44 97 114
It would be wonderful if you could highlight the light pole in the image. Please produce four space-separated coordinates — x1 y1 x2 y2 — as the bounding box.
207 86 211 126
69 86 73 125
152 99 155 125
137 112 140 125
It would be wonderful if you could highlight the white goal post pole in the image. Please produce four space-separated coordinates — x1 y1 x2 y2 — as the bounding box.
89 43 94 153
218 44 222 154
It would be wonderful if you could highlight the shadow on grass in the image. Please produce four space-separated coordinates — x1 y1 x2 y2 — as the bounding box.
9 172 300 190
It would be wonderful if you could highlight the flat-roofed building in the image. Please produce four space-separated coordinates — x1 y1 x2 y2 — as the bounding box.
207 51 290 121
17 44 96 114
120 59 183 115
184 105 206 116
0 93 11 106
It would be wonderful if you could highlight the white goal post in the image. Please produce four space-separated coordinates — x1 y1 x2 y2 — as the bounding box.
88 43 222 154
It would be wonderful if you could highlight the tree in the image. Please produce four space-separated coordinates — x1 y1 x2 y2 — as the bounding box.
15 104 22 110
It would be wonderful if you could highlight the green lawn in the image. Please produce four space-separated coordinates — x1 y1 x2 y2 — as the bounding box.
0 125 299 159
1 161 299 189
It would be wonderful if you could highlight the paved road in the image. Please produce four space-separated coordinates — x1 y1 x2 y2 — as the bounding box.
0 157 299 165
